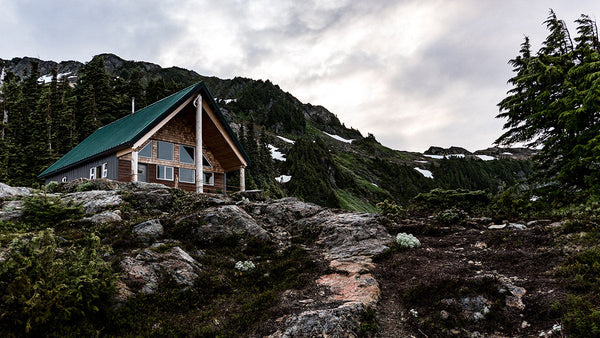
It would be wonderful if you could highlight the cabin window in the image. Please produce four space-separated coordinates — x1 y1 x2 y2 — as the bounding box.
179 168 195 183
101 163 108 178
157 141 173 161
61 177 67 183
203 155 212 167
139 141 152 158
156 165 173 181
180 145 194 164
204 172 214 186
179 145 212 167
89 167 96 179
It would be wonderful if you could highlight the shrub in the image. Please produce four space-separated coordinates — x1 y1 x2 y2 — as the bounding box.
396 233 421 249
0 229 116 335
44 181 60 192
560 295 600 336
377 199 406 219
22 194 85 229
235 260 256 272
434 208 468 226
555 247 600 336
411 188 489 213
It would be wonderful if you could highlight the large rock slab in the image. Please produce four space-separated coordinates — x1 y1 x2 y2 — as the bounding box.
64 190 123 214
176 205 271 242
270 302 365 338
132 219 164 241
295 210 393 260
0 200 24 221
0 183 31 199
119 245 201 297
251 198 324 226
85 210 122 224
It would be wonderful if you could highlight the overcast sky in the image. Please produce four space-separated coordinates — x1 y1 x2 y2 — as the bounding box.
1 1 599 152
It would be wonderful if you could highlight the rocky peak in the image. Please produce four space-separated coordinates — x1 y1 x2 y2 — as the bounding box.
424 146 472 155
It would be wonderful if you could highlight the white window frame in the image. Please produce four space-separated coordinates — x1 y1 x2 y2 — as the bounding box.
204 172 214 186
156 165 174 181
157 141 174 161
101 163 108 178
203 155 213 168
179 168 195 183
139 141 153 158
89 167 96 179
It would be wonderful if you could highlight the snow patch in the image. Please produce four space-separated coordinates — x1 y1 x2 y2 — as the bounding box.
414 167 434 179
275 175 291 183
277 136 295 144
475 155 496 161
423 154 465 159
268 144 286 161
37 72 72 84
502 152 513 156
323 131 353 143
224 98 236 104
414 160 428 164
423 154 444 159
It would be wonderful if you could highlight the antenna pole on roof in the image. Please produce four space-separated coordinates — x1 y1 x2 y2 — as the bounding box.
132 97 135 115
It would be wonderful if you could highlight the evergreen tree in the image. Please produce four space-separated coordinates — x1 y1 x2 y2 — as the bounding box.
496 10 600 194
286 137 339 207
74 55 116 141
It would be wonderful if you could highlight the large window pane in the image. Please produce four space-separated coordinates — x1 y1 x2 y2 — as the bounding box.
139 141 152 158
156 165 173 180
179 168 195 183
157 141 173 161
180 145 194 164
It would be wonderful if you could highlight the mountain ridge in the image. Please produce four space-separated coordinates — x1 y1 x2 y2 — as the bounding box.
0 53 534 211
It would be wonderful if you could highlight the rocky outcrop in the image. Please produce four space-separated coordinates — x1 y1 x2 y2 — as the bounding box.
1 181 394 336
64 190 123 214
132 219 163 242
0 200 24 221
85 210 122 224
118 244 201 299
0 183 31 199
175 204 272 243
424 146 472 155
265 200 392 337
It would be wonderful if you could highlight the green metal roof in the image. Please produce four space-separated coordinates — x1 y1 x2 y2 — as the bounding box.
39 82 249 178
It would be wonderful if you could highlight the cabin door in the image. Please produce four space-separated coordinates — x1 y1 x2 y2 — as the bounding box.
138 164 148 182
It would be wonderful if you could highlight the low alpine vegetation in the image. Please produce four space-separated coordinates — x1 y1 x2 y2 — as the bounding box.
396 232 421 249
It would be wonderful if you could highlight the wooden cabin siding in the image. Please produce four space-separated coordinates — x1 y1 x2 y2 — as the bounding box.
118 159 132 182
44 154 118 184
151 106 225 173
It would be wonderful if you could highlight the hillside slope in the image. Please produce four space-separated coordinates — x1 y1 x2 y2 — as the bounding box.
1 180 592 337
0 53 533 210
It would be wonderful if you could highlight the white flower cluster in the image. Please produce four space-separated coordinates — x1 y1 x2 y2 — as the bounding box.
396 232 421 249
539 324 561 337
234 260 256 272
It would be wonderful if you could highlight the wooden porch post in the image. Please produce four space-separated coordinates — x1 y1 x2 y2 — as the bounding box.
195 94 204 193
240 165 246 192
131 150 139 182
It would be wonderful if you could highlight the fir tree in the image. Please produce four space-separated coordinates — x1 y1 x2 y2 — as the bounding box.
497 10 600 195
